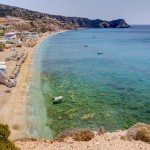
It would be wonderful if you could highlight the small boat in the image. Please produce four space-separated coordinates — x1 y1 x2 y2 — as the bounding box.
84 45 88 47
52 96 63 101
98 52 103 55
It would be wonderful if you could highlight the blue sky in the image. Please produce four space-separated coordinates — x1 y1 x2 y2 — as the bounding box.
0 0 150 24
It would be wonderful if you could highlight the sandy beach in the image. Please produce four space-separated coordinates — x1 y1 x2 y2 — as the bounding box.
0 30 66 140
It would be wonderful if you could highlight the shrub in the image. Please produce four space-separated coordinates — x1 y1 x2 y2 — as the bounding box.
0 123 20 150
0 43 5 51
136 128 150 142
126 122 150 143
0 31 5 36
97 127 105 135
0 124 10 140
72 129 94 141
57 128 94 141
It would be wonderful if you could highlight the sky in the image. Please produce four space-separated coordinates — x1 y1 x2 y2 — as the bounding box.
0 0 150 24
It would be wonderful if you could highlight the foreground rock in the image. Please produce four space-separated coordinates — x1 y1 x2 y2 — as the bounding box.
126 123 150 143
15 130 150 150
15 123 150 150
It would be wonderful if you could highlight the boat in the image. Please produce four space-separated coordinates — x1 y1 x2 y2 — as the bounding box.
52 96 63 101
98 52 103 55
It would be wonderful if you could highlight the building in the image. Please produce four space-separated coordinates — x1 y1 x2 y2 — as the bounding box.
0 36 6 43
22 31 39 39
5 32 16 40
6 38 22 45
0 62 7 74
29 32 39 38
0 24 15 29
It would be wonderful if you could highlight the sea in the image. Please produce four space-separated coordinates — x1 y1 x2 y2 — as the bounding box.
28 25 150 139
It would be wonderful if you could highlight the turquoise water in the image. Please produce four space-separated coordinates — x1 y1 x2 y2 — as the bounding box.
29 26 150 138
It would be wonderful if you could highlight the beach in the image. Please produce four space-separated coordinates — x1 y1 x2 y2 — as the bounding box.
0 30 66 140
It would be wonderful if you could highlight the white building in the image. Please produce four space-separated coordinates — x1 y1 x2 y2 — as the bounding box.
6 38 22 45
5 32 16 40
0 25 15 29
22 31 39 39
0 36 6 43
0 63 7 74
30 32 39 38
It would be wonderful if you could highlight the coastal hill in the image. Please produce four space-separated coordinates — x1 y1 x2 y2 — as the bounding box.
0 3 130 32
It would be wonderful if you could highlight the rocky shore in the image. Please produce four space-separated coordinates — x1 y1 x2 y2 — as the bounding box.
15 124 150 150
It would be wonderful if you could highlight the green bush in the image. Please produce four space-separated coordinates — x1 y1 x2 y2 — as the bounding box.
0 43 5 51
0 123 20 150
0 31 5 36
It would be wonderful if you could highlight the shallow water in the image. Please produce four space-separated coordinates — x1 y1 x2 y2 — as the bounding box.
29 26 150 138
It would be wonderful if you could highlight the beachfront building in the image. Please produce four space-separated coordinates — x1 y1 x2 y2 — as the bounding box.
0 36 6 43
5 32 16 40
5 32 22 45
0 24 15 29
0 62 7 74
6 38 22 45
22 31 39 39
30 32 39 38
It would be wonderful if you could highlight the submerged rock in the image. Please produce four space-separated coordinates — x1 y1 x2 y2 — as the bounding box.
67 114 74 120
58 116 63 120
80 113 95 120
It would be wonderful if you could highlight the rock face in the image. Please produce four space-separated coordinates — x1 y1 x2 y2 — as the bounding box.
0 3 130 32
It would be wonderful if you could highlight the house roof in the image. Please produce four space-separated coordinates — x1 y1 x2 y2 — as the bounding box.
5 32 16 35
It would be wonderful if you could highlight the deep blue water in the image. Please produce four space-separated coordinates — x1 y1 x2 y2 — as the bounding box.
29 26 150 138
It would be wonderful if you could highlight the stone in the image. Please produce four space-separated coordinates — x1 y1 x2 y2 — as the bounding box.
67 114 74 120
126 122 150 143
80 113 95 120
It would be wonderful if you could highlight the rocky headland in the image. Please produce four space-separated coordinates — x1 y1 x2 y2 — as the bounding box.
0 3 130 32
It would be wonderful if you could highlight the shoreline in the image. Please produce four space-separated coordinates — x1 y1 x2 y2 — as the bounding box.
0 30 67 140
27 30 68 140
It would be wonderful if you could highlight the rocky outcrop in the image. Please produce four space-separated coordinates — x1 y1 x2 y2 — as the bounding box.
109 19 130 28
126 123 150 143
0 3 130 32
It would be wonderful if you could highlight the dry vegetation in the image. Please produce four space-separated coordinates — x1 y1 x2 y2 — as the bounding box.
126 122 150 143
57 128 94 141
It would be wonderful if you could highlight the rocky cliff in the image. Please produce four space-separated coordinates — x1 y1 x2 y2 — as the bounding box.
0 3 130 32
